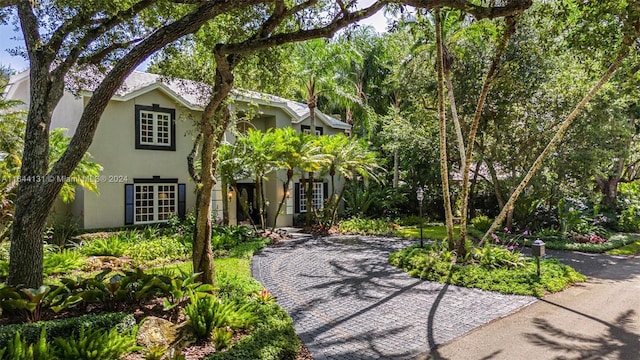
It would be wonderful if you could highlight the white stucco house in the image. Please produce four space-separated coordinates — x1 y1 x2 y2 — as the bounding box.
4 70 351 229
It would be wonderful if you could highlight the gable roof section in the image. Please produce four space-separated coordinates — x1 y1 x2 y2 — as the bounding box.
4 70 350 130
95 71 351 130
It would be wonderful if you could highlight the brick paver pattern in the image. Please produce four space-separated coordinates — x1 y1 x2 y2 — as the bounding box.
251 235 536 360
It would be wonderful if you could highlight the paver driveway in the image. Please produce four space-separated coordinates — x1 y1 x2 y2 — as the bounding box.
251 235 536 360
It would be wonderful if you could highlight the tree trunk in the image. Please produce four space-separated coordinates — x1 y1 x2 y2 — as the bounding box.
330 179 350 227
306 79 317 225
192 52 237 285
445 67 466 166
481 43 633 244
8 55 65 288
393 149 400 188
485 158 506 210
458 17 516 255
271 170 293 232
596 176 620 210
256 176 265 230
193 119 216 286
435 9 456 250
221 179 230 225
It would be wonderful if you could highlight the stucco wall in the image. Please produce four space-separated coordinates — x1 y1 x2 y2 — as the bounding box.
80 89 199 229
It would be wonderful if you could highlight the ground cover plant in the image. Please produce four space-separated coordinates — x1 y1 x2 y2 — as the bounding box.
389 243 586 297
337 217 398 236
606 239 640 255
0 223 301 359
508 233 638 253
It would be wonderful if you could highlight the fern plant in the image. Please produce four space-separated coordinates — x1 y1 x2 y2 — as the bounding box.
54 326 139 360
212 327 233 351
2 329 52 360
80 236 127 257
184 295 256 339
43 249 85 276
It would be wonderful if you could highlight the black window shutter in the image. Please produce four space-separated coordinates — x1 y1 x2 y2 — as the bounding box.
294 182 300 213
323 182 329 200
124 184 134 225
178 183 186 219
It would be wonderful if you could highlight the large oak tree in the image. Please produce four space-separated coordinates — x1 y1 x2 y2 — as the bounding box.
2 0 532 287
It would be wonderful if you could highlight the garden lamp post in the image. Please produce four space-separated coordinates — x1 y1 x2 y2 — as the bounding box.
417 187 424 247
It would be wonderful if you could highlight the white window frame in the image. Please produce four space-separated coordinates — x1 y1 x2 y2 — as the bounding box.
139 110 172 147
134 183 177 224
299 182 324 213
301 125 323 136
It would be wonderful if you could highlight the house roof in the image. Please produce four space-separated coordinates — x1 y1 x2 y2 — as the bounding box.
450 162 510 182
85 71 351 130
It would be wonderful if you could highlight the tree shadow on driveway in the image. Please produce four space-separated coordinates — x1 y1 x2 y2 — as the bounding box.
525 300 639 359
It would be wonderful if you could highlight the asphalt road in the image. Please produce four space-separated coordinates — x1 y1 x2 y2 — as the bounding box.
419 251 640 360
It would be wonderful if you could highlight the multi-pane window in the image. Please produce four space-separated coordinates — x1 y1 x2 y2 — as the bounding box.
135 105 176 151
139 111 171 146
134 184 176 224
298 182 324 212
301 125 323 136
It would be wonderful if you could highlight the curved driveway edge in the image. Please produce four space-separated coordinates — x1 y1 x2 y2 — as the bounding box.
251 236 536 360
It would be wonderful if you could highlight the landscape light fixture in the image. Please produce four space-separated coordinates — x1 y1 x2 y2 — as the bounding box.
417 187 424 248
531 239 546 277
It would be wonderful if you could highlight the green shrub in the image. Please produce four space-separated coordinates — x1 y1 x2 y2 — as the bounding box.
212 327 233 351
211 225 257 251
617 205 640 232
0 285 52 322
227 240 269 259
205 303 299 360
0 242 10 262
80 236 127 257
471 215 493 233
1 328 52 360
395 215 423 226
53 325 139 360
216 273 263 302
184 295 256 340
522 233 636 253
338 217 395 236
471 244 525 270
0 312 135 349
44 218 79 248
144 346 166 360
389 245 585 297
43 249 85 276
125 236 191 264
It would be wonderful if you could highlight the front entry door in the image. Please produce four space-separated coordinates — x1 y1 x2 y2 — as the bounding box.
236 183 259 225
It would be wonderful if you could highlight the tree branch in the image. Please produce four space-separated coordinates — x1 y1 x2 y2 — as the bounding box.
45 0 264 197
77 38 143 66
52 0 156 76
219 1 386 54
0 0 18 8
400 0 532 20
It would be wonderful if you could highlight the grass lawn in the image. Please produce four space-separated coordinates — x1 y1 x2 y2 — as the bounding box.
606 238 640 255
395 225 460 240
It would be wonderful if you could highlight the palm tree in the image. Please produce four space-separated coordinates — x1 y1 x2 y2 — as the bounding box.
270 128 328 231
317 134 384 228
303 76 322 225
236 129 279 230
218 142 251 225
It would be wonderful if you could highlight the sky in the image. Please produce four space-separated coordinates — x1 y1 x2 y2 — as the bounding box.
0 2 393 72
